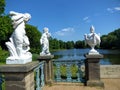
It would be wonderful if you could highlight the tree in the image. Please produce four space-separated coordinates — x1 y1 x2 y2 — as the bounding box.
100 28 120 49
66 41 74 49
0 15 13 49
0 0 5 16
74 40 85 49
113 28 120 49
25 24 41 53
59 40 66 49
49 38 60 50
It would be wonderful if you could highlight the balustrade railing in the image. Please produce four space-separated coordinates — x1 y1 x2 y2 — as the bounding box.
34 61 45 90
0 74 4 90
53 59 85 83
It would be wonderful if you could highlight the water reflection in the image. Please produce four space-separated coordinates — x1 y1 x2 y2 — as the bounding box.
52 49 120 65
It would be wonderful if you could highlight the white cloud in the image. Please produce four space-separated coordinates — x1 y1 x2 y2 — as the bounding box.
114 7 120 11
55 27 74 36
107 7 120 13
83 16 89 21
83 16 91 23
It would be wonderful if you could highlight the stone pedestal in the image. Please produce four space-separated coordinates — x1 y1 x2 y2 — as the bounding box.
0 61 39 90
38 55 54 85
6 57 32 64
84 54 104 87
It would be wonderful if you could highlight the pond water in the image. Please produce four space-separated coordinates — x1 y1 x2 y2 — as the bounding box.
51 49 120 65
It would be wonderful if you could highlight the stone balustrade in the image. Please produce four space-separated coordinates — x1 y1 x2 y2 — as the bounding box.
53 60 85 83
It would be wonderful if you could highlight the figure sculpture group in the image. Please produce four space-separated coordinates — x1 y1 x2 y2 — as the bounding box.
5 11 101 64
6 11 32 64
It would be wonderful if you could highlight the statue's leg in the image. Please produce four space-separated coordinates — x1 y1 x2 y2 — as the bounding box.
45 46 51 55
46 48 49 53
16 44 23 57
13 33 24 57
40 44 46 55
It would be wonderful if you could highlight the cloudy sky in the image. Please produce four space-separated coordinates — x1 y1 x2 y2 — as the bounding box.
5 0 120 41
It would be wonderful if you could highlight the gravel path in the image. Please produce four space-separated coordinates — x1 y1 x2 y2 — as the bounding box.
43 79 120 90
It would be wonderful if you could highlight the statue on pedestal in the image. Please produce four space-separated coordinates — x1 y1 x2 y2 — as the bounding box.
84 25 101 54
5 11 32 64
40 27 51 56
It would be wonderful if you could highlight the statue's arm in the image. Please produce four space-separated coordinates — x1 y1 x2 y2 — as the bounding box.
10 11 24 21
13 17 24 25
10 11 22 16
84 34 88 40
40 36 43 45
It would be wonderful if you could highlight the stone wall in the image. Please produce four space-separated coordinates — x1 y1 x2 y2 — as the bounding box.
100 65 120 78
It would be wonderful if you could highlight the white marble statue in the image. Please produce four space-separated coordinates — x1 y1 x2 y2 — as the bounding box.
40 27 51 56
5 11 32 64
84 25 101 54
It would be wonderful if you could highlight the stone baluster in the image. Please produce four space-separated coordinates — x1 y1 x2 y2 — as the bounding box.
77 62 81 82
40 64 45 87
66 64 72 82
36 68 40 90
56 63 61 81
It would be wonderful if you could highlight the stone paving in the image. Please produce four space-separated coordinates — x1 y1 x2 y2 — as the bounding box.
43 79 120 90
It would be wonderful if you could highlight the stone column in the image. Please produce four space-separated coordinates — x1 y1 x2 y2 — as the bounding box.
84 54 104 87
38 55 54 85
0 61 39 90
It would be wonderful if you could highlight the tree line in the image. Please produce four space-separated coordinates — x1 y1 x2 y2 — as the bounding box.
49 28 120 50
49 38 86 50
100 28 120 49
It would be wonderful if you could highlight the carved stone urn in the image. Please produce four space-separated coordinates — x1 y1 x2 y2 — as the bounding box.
84 26 101 55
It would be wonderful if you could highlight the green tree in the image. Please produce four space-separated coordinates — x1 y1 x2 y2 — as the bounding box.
100 28 120 49
0 46 8 63
0 0 5 16
25 24 41 53
59 40 66 49
66 41 74 49
112 28 120 49
0 15 13 49
49 38 60 50
75 40 85 49
100 35 108 49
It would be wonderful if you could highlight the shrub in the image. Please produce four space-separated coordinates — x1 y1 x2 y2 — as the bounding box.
0 46 8 64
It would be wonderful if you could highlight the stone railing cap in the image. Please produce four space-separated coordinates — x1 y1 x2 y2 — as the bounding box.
0 61 39 73
84 54 104 59
38 55 54 60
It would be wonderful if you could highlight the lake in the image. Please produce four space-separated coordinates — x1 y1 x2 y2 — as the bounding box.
51 49 120 65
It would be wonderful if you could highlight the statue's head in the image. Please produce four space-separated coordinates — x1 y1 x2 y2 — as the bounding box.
24 13 31 22
43 27 49 33
90 25 95 33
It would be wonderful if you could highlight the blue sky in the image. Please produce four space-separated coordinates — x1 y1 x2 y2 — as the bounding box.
5 0 120 41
